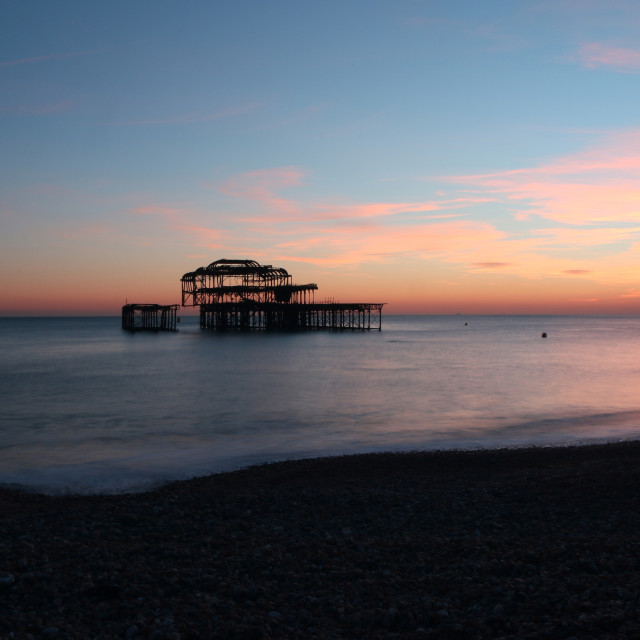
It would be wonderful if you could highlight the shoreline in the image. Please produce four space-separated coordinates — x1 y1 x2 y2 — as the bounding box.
2 441 640 638
2 436 635 498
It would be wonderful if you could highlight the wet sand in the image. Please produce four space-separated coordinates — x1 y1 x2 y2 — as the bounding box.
2 441 640 639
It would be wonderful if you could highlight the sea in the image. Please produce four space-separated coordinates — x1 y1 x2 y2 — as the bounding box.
1 315 639 494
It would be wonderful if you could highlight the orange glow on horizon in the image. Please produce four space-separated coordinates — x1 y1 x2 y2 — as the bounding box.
4 131 640 317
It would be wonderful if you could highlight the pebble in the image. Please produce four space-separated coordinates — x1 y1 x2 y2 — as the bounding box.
2 444 640 638
0 572 15 588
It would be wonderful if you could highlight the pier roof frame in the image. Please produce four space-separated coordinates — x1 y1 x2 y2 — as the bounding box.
181 258 317 307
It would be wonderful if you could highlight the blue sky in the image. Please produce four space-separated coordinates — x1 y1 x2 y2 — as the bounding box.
2 1 640 314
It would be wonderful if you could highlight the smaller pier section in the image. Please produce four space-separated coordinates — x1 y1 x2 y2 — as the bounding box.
122 303 179 332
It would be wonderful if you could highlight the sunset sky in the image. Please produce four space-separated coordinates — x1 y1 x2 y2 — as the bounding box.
2 1 640 315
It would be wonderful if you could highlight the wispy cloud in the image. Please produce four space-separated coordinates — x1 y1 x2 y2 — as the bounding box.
471 262 516 269
472 23 528 52
533 226 640 246
133 205 189 221
275 220 507 266
216 166 492 224
177 224 225 248
209 165 582 275
305 198 491 223
105 102 265 126
576 42 640 72
404 17 455 27
405 16 526 51
216 166 307 216
257 102 331 132
0 48 105 68
445 130 640 225
131 205 225 248
122 150 640 294
55 223 110 241
204 154 640 293
0 100 73 115
217 166 307 195
425 132 640 288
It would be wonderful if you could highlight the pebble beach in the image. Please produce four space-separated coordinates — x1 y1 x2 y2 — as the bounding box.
2 442 640 639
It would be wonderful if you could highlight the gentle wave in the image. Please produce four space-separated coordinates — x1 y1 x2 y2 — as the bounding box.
1 315 640 494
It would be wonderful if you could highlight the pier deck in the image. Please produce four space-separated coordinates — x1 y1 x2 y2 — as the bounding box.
199 301 383 331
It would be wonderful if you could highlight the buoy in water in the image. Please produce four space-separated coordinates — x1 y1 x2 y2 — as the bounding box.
541 332 547 338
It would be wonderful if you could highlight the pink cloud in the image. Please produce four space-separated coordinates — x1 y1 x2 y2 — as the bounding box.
533 226 640 246
267 213 639 285
131 205 225 247
133 205 186 218
215 166 307 216
310 198 491 222
131 157 640 291
218 166 306 195
446 131 640 225
577 43 640 72
132 205 189 228
217 167 492 223
471 262 516 269
274 220 508 266
179 224 225 247
212 164 640 282
240 202 469 225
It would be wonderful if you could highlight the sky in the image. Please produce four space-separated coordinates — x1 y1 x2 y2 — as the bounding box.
2 1 640 315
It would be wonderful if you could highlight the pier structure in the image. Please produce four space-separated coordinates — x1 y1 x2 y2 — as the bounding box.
121 303 179 332
181 258 384 331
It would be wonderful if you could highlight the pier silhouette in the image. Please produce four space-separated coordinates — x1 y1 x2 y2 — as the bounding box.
123 259 384 331
182 259 384 331
121 303 179 332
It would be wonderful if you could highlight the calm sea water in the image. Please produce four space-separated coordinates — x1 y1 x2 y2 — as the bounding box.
1 315 639 494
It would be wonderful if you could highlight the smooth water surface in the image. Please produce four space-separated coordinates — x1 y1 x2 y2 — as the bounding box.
1 315 639 493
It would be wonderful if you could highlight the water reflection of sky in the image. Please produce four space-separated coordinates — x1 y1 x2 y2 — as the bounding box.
1 315 640 492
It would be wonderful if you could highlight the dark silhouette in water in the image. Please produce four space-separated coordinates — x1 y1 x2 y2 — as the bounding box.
181 258 385 331
121 304 179 332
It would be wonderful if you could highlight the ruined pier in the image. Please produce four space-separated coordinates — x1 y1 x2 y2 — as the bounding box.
121 303 179 332
181 259 384 331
